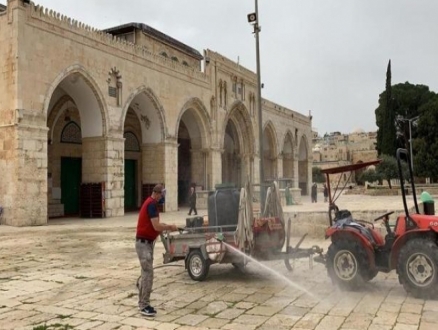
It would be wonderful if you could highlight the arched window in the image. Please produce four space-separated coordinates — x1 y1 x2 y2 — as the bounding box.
171 56 178 62
124 131 140 152
182 61 189 66
160 51 168 58
61 122 82 144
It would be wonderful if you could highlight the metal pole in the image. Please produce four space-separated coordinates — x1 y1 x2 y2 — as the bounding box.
254 0 265 212
409 119 413 172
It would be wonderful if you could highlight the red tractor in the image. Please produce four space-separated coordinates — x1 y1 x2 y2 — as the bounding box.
320 148 438 298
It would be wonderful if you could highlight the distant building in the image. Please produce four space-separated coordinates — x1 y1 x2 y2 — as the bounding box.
312 129 378 185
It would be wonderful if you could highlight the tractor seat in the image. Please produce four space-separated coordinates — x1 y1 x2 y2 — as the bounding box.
335 217 377 245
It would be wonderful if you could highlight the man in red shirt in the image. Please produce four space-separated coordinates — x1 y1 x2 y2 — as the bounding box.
136 184 177 317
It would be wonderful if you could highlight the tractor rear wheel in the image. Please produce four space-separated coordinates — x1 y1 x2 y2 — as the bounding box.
397 238 438 298
326 239 375 290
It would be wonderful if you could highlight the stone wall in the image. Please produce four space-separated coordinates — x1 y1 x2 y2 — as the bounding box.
0 1 313 226
0 5 16 225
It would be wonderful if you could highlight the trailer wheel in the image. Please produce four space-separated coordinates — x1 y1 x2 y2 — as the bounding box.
187 250 210 281
326 239 374 290
397 238 438 298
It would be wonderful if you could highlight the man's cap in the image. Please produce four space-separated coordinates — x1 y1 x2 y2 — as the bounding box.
153 184 163 193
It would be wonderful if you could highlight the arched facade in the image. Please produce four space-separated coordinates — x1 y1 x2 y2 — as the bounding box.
176 98 211 204
221 101 255 188
298 135 311 195
263 121 278 181
282 131 295 184
46 70 108 217
0 1 313 226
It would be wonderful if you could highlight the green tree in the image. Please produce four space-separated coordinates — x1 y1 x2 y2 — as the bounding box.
359 169 381 184
375 155 399 189
376 60 396 156
413 96 438 180
312 167 326 183
375 81 436 157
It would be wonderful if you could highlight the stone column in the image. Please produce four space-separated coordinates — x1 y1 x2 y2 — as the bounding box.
291 154 301 203
82 136 125 218
208 147 223 189
307 155 313 199
163 139 178 212
141 142 165 184
277 154 283 180
140 140 178 212
1 123 49 226
191 148 205 188
293 156 299 189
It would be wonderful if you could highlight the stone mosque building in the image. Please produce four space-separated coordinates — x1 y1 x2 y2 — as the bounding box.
0 1 313 226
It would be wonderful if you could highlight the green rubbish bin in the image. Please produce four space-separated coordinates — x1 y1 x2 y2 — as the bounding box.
420 191 435 215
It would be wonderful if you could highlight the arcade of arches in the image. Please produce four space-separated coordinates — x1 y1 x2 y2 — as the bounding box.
0 2 313 226
4 68 312 226
20 70 313 223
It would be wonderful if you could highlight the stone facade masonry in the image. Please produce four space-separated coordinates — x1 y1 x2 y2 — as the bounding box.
0 1 313 226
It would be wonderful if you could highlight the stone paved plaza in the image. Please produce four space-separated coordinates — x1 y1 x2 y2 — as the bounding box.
1 195 437 330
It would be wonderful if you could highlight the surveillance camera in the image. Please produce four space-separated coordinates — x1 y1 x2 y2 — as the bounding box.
247 13 257 23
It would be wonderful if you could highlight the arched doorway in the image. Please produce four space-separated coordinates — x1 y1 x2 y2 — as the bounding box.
298 136 309 195
263 123 277 181
282 132 294 183
176 99 210 205
46 71 106 217
123 108 141 211
123 88 165 210
223 120 241 186
222 102 255 188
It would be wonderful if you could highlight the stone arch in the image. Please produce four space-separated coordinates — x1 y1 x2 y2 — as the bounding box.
221 101 255 187
221 100 255 155
175 97 212 148
263 121 278 181
43 63 108 138
282 130 295 182
122 86 167 211
121 86 167 143
298 134 310 195
44 65 108 217
176 97 212 203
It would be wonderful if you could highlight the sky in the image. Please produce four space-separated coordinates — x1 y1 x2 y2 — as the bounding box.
5 0 438 134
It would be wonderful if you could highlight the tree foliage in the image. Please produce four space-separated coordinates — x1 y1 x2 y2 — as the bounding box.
375 81 436 157
376 155 398 189
375 61 396 156
413 96 438 179
359 169 381 184
312 167 326 183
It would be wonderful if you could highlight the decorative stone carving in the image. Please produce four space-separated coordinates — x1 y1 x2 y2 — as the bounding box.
61 121 82 144
124 131 140 152
107 67 122 106
140 115 151 129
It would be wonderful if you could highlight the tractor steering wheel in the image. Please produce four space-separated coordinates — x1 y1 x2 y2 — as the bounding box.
374 211 394 222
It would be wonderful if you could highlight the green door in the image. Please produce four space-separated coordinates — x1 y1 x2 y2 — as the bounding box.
124 159 137 210
61 157 82 215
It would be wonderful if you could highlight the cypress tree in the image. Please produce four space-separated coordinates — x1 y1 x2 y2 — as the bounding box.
381 60 397 156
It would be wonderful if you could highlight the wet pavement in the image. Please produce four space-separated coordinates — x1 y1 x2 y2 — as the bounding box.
0 195 437 330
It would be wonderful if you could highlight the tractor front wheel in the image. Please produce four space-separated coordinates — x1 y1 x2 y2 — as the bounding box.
397 238 438 298
326 239 375 290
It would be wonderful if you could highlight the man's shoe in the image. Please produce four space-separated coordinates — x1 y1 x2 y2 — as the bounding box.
140 306 157 317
